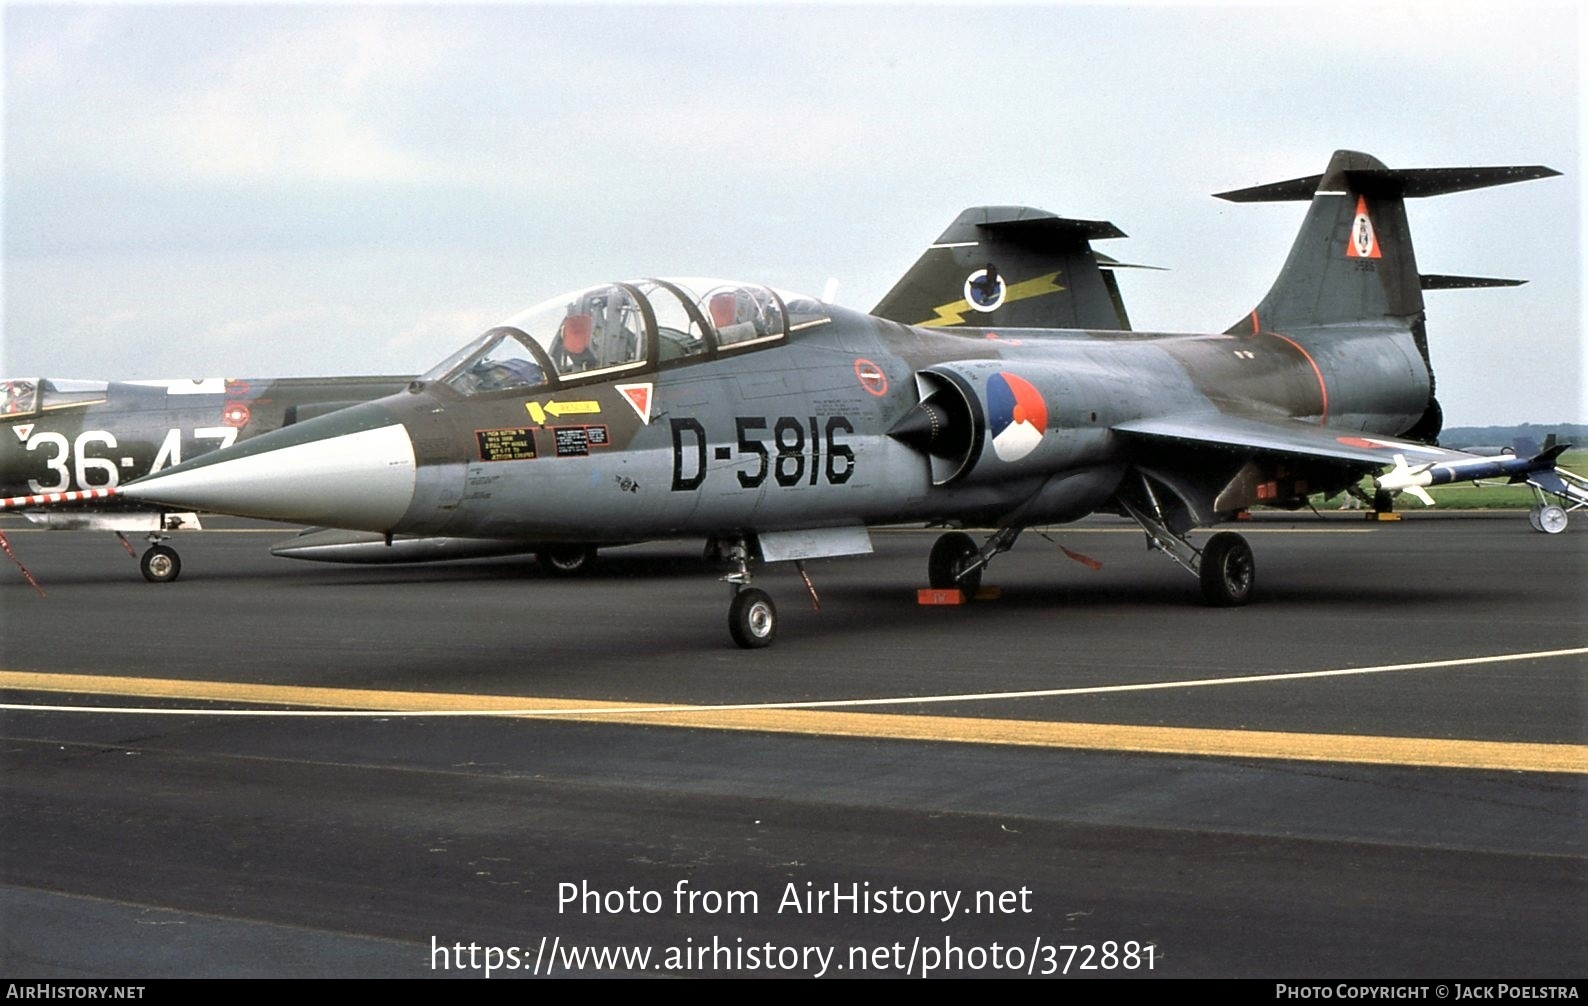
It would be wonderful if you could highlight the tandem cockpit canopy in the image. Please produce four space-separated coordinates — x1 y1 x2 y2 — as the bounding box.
1 379 109 417
423 279 828 396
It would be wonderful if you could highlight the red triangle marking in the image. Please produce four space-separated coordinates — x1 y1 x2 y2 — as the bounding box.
616 383 653 424
1345 195 1382 259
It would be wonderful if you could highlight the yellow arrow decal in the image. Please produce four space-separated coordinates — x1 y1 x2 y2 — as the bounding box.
525 400 602 425
546 400 601 418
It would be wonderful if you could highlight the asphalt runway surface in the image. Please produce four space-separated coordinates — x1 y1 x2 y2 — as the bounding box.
1 513 1584 978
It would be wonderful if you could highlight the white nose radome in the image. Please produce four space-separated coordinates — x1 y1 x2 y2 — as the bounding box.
121 423 417 530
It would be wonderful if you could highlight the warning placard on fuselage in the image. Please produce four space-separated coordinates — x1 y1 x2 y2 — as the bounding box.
552 425 610 458
476 427 538 462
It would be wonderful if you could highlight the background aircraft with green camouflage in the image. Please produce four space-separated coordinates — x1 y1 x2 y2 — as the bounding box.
0 375 408 581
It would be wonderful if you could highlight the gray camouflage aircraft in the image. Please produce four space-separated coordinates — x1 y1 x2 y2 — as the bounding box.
0 208 1133 583
35 151 1571 646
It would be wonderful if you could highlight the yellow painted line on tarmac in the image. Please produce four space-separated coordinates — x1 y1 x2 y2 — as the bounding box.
3 669 1585 774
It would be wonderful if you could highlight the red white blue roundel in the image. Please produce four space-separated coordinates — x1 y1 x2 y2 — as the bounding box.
987 372 1047 462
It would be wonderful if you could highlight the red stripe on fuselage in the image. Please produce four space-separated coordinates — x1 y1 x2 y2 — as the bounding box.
1265 331 1329 424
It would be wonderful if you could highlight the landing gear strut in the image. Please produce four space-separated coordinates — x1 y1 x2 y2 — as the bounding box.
714 536 778 649
119 518 193 584
1117 485 1254 607
926 526 1021 598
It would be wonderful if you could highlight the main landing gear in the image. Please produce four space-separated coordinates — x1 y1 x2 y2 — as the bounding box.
537 544 598 576
926 527 1022 598
1116 496 1255 606
1195 531 1255 606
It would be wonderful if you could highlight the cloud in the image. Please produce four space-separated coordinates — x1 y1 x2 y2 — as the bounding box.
5 4 1578 422
10 9 467 187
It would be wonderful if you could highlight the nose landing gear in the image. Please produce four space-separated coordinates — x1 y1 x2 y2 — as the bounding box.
140 542 182 583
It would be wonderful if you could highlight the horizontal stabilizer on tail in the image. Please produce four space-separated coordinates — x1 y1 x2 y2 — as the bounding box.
937 208 1125 243
1094 251 1167 272
1090 253 1168 331
1420 274 1526 290
1215 165 1561 202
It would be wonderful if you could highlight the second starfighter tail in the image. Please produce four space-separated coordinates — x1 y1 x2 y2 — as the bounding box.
872 206 1148 330
1219 151 1559 442
1219 150 1560 333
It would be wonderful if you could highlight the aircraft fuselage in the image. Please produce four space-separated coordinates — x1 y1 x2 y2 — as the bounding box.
149 306 1429 544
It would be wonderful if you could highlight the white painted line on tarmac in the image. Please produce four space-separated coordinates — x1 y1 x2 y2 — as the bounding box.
3 646 1583 718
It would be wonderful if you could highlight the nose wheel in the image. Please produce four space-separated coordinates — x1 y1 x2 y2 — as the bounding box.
140 544 182 583
711 536 781 648
728 587 778 648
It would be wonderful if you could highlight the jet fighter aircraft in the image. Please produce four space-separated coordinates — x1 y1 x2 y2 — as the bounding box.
104 150 1562 646
0 375 409 580
1 205 1135 583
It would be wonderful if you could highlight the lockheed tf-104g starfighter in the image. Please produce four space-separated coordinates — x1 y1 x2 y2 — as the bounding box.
0 205 1137 583
98 150 1564 646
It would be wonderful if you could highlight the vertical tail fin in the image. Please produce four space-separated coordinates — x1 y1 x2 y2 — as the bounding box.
872 206 1156 330
1218 150 1559 333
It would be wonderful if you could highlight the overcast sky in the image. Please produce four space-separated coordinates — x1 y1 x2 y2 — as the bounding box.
3 2 1580 426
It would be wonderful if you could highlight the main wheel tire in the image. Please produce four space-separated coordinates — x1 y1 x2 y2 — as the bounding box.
140 545 182 584
729 588 777 649
1199 531 1254 607
1538 505 1568 535
1528 505 1545 532
538 544 597 576
928 531 982 597
1372 489 1395 513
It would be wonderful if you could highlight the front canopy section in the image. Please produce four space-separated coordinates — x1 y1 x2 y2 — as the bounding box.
2 379 38 416
421 279 824 397
1 378 109 417
434 328 551 396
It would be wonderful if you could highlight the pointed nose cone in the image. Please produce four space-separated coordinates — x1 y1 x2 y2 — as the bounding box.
121 403 417 531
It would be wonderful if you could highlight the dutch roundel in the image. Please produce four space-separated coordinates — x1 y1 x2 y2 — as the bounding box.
987 372 1047 462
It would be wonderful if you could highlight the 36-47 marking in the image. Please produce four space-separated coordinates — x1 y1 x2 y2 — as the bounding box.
22 427 237 493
